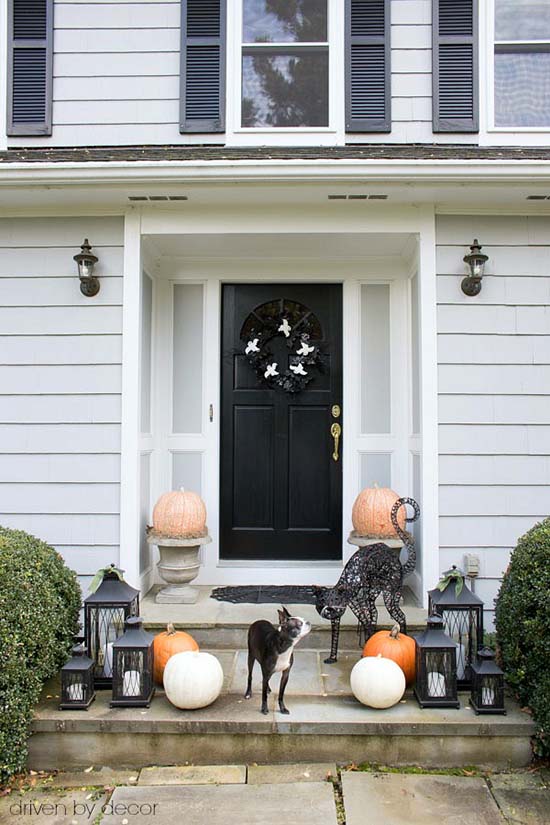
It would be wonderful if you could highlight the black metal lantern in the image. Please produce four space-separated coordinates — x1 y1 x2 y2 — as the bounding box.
428 566 484 689
60 644 96 710
74 238 99 297
110 617 155 708
414 614 460 709
469 647 506 715
462 239 488 296
84 565 139 688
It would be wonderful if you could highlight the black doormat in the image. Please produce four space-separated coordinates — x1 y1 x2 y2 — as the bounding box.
210 585 318 605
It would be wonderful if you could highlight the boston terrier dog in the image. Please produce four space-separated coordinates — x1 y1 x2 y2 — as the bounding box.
244 606 311 715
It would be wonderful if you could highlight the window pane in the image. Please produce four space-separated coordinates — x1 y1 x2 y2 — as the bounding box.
172 452 202 495
173 284 203 433
361 284 391 434
495 1 550 40
495 51 550 126
361 452 392 489
243 0 327 43
242 51 328 127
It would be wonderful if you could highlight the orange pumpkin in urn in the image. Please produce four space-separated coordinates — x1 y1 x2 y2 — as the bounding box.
352 485 405 538
152 488 207 537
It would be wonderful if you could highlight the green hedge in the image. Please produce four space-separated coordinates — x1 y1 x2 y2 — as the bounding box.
0 527 81 782
495 517 550 757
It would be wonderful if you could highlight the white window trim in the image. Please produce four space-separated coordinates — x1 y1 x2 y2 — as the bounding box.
225 0 344 147
0 0 7 150
484 0 550 137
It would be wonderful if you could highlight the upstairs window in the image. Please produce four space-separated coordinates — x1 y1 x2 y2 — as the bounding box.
494 0 550 127
240 0 329 128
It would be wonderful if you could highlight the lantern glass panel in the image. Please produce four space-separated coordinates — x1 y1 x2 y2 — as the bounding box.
439 609 479 681
110 618 155 707
425 651 454 699
60 646 95 710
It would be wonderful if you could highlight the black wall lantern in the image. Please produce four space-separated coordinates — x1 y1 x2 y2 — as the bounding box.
414 614 460 709
74 238 99 297
60 643 96 710
110 617 155 708
469 647 506 715
461 239 488 296
84 565 140 688
428 566 484 690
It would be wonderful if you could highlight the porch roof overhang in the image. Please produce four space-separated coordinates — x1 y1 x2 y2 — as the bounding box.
1 145 550 213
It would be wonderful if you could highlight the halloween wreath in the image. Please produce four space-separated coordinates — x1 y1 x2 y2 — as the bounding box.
243 312 325 393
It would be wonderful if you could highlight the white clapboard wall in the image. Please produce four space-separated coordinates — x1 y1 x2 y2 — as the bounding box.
436 215 550 629
0 216 124 589
9 0 476 147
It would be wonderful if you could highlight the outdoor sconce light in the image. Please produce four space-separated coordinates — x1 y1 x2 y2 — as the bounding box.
428 565 484 690
60 643 96 710
469 647 506 715
461 239 488 297
74 238 99 297
84 565 140 688
414 614 460 709
110 617 155 708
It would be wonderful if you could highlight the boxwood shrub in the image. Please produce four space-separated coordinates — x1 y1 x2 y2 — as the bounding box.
495 517 550 757
0 526 81 782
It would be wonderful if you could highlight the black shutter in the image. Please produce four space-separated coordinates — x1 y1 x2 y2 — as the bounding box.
345 0 391 133
180 0 226 133
433 0 478 132
7 0 53 136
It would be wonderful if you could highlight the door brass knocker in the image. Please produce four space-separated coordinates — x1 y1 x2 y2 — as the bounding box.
331 423 341 462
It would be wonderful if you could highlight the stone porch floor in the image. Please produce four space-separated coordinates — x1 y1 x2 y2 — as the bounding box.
30 643 535 772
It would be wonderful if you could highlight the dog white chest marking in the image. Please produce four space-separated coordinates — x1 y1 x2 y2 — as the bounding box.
274 647 294 673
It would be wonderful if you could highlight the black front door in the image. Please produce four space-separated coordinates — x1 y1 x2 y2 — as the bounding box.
220 283 342 561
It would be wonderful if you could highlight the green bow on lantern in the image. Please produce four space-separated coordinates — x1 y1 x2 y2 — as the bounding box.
88 563 125 594
436 565 465 598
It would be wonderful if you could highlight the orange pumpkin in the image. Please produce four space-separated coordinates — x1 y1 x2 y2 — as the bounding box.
352 486 405 538
362 624 416 685
153 623 199 684
152 488 207 537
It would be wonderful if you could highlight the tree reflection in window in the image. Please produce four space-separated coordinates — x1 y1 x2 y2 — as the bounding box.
241 0 329 128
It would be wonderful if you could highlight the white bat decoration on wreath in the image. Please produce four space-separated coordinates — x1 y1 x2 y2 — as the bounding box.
296 341 315 356
290 363 308 376
245 338 260 354
264 362 279 378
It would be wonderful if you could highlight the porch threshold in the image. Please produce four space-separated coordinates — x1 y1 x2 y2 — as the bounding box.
141 586 425 650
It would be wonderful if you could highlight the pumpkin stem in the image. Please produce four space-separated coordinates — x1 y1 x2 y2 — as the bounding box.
390 623 400 639
166 622 176 635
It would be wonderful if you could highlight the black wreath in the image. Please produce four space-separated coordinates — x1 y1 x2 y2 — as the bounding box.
242 313 325 393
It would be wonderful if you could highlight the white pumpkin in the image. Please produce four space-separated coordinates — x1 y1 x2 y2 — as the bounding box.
350 654 406 709
163 650 223 709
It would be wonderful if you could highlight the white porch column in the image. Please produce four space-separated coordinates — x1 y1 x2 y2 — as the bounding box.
119 209 142 588
418 209 440 606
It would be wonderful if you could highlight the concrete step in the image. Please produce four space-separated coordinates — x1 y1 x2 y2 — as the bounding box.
141 586 426 650
30 650 535 773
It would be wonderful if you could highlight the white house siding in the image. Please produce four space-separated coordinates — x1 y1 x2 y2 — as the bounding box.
0 216 124 592
436 215 550 628
8 0 476 148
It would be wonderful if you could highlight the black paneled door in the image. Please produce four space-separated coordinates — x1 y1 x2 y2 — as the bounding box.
220 284 343 560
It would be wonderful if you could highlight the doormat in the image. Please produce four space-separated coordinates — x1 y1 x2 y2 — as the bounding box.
210 585 318 604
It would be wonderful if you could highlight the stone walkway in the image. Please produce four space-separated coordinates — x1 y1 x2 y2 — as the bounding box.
1 764 548 825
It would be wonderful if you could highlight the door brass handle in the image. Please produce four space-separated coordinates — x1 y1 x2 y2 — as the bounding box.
331 423 341 462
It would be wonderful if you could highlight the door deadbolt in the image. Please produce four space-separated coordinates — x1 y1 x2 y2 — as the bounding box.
331 404 341 419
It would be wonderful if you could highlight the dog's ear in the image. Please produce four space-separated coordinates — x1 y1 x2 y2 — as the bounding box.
278 606 291 623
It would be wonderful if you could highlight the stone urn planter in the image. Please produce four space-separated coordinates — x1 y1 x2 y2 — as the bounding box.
146 531 211 604
147 488 210 605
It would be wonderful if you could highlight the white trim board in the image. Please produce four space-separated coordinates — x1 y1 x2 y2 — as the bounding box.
127 212 437 597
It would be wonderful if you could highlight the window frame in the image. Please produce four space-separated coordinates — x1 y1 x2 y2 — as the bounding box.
486 0 550 133
226 0 344 145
